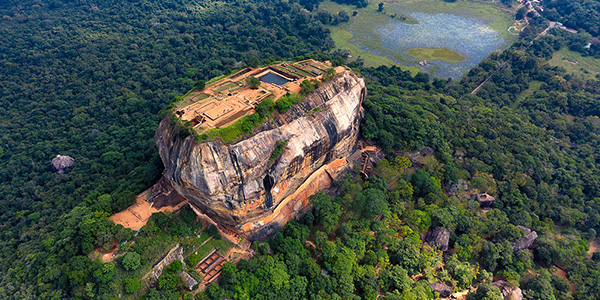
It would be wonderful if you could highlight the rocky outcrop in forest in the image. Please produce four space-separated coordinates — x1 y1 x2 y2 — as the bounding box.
426 227 450 252
51 155 74 174
512 226 538 252
155 71 365 239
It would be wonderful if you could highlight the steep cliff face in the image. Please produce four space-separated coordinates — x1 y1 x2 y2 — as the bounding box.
155 71 365 239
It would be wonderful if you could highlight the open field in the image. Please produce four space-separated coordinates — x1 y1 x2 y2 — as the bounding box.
320 0 515 77
516 80 543 101
110 189 187 231
549 48 600 81
406 47 467 63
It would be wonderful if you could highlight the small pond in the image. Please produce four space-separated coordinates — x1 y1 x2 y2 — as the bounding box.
261 72 289 86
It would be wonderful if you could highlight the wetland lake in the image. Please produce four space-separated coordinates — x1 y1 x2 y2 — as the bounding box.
323 1 515 78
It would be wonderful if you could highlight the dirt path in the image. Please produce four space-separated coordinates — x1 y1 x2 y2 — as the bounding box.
90 247 120 263
471 22 555 95
226 247 254 263
588 238 600 259
553 266 575 293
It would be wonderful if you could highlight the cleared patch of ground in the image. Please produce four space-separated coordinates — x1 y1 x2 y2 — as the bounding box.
549 48 600 81
589 238 600 259
110 188 187 230
553 266 576 293
517 80 543 101
512 80 543 109
406 47 467 63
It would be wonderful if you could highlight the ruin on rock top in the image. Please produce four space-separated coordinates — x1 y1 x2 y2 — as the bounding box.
155 60 366 240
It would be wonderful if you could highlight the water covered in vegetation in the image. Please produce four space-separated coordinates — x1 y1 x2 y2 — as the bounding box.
349 10 507 78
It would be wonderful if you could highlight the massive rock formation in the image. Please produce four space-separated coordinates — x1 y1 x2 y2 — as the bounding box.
155 71 365 239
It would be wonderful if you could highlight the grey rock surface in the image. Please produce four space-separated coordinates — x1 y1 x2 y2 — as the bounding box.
156 71 365 236
492 280 524 300
512 225 538 251
51 155 74 174
431 282 452 297
426 227 450 252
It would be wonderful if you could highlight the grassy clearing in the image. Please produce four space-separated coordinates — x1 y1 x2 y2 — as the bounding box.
213 81 239 92
175 92 209 108
191 238 233 259
406 47 467 63
206 74 227 86
182 231 211 256
195 242 215 259
288 65 315 77
549 48 600 81
211 238 234 254
516 80 543 102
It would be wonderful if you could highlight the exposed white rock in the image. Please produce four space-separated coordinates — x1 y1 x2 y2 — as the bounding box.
156 71 366 239
51 155 74 174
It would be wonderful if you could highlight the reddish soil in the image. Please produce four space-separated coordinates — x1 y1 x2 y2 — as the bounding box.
588 238 600 259
553 266 575 293
110 188 187 230
89 241 120 262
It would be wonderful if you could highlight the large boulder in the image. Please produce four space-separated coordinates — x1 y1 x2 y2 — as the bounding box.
512 226 538 251
51 155 74 174
431 282 452 297
426 227 450 252
448 179 468 195
491 280 523 300
473 192 496 208
156 71 365 239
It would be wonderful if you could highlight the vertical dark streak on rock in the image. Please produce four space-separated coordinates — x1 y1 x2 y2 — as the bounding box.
263 174 274 209
229 147 246 202
155 72 366 236
322 118 339 150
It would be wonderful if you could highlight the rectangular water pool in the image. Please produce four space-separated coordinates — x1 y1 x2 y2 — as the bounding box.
260 72 289 86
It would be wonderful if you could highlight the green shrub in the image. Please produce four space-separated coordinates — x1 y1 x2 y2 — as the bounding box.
207 225 220 239
256 98 276 118
201 112 267 143
123 278 140 294
269 140 287 163
275 93 302 113
167 260 183 272
185 253 203 268
158 272 180 291
121 252 141 271
246 76 261 89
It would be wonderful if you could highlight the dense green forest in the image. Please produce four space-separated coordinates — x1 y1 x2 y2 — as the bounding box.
541 0 600 57
1 0 600 299
198 13 600 298
0 0 333 298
